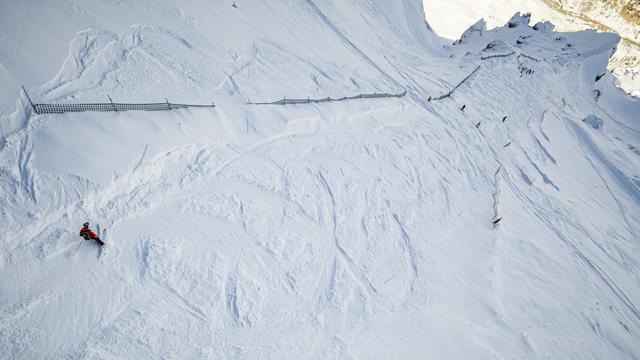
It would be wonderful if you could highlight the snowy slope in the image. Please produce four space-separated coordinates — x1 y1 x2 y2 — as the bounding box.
0 0 439 134
1 1 640 359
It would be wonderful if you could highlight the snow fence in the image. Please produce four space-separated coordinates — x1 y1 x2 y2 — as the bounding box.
22 86 405 114
429 66 480 101
22 86 215 115
30 101 216 115
247 91 406 105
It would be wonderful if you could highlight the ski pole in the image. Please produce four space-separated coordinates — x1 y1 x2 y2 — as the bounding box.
72 238 84 254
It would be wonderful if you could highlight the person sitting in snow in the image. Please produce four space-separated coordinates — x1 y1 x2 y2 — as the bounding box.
79 222 104 246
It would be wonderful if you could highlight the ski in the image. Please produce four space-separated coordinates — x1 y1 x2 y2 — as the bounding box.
99 228 108 258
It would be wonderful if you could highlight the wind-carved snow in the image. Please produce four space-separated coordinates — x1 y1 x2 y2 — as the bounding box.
0 1 640 359
422 0 640 96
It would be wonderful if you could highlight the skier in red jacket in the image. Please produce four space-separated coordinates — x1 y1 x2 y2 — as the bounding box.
79 222 105 246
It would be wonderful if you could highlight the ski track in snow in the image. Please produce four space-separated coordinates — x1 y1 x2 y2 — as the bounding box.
504 172 640 325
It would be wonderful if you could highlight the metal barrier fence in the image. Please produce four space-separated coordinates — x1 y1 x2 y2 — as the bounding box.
247 91 406 105
22 86 215 115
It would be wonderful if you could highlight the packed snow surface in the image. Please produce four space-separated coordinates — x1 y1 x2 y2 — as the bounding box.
1 1 640 359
